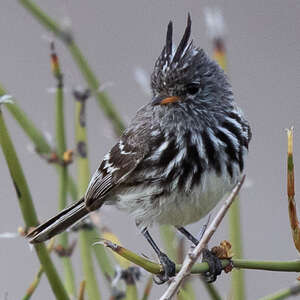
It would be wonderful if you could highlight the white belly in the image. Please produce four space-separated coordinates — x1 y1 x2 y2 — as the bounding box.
115 170 238 228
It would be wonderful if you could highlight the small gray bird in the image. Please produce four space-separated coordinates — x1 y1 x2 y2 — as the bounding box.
27 14 251 282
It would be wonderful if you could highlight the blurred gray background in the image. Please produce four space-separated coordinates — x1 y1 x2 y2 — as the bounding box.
1 1 300 299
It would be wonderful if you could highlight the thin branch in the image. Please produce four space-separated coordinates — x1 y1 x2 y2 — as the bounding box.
258 283 300 300
159 225 177 261
0 83 78 200
228 196 245 298
22 239 55 300
159 176 246 300
98 238 300 273
286 127 300 253
0 106 69 299
0 83 113 288
97 239 162 274
85 227 115 284
100 225 131 269
200 277 222 300
78 281 86 300
52 41 77 297
19 0 125 136
73 88 102 300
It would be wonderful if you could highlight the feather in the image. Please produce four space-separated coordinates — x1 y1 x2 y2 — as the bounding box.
166 21 173 60
172 13 192 64
85 136 148 208
27 198 89 243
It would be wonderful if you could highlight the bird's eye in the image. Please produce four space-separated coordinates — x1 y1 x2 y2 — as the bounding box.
186 83 200 95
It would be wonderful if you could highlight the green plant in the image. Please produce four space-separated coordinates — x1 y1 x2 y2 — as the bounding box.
1 2 299 299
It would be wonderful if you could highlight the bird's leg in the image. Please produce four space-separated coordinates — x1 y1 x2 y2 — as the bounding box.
176 226 199 245
175 223 223 283
141 227 175 284
176 215 211 245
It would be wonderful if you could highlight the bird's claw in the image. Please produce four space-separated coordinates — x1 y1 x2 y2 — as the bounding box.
154 252 176 284
202 248 223 283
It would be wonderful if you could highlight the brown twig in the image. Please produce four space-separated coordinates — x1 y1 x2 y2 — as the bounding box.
78 281 86 300
287 127 300 253
159 175 246 300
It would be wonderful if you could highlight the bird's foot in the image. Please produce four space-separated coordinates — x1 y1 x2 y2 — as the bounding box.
154 252 176 284
202 248 223 283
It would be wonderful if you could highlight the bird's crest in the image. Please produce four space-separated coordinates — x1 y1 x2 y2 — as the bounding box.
151 14 203 92
161 14 193 68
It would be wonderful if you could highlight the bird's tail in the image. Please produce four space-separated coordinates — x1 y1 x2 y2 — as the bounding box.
27 198 89 243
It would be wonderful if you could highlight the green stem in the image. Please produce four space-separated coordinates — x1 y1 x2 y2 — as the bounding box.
232 259 300 272
228 196 245 300
101 240 300 274
55 87 66 155
124 282 138 300
159 225 177 261
194 259 300 273
55 66 76 296
178 283 196 300
0 107 69 300
74 94 101 300
23 239 55 300
4 102 50 154
23 265 44 300
19 0 125 136
58 174 76 296
67 43 124 135
18 0 63 36
1 83 111 290
86 228 115 283
78 230 102 300
177 288 196 300
0 83 78 200
258 284 300 300
201 280 222 300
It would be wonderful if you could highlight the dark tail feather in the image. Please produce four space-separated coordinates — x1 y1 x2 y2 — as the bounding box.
27 198 89 243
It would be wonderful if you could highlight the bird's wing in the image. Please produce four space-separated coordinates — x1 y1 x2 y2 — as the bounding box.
84 126 151 208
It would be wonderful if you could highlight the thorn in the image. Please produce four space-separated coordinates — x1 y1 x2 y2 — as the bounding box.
94 239 120 252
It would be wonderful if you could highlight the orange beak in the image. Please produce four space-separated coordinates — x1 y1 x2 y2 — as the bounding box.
152 95 181 105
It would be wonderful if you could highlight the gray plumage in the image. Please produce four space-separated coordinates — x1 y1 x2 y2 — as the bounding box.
28 14 251 243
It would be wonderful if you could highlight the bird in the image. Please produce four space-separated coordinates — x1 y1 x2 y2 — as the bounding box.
27 14 251 283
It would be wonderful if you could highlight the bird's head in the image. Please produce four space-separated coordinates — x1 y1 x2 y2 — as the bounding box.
151 14 232 110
